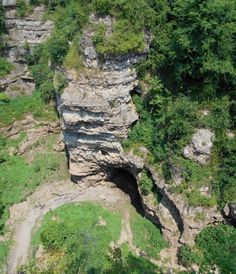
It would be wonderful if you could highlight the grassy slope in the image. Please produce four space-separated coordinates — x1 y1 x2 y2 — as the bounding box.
31 202 122 272
0 92 57 126
0 99 68 266
130 213 168 259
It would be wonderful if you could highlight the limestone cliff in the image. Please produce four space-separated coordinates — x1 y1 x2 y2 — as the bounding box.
58 15 147 183
58 16 223 262
1 1 53 96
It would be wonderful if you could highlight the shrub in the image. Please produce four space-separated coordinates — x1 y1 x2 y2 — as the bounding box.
38 81 55 102
196 225 236 274
31 64 54 88
47 32 69 65
0 58 14 77
139 170 154 195
178 244 196 267
92 0 112 15
16 0 31 17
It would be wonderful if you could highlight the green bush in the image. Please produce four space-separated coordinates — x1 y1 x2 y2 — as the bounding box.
178 244 196 267
47 32 69 65
92 0 112 15
0 58 14 77
16 0 31 17
31 64 55 102
196 225 236 274
38 81 55 102
31 64 54 88
139 170 154 196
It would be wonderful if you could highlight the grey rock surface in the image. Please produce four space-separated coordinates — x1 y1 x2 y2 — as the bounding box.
80 14 150 71
58 15 150 182
223 203 236 222
59 68 139 182
183 129 215 164
1 5 53 96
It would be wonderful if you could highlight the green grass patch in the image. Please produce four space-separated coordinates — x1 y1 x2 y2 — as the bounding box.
31 202 121 273
0 241 9 269
93 20 145 55
108 243 162 274
0 132 68 233
0 92 57 126
130 213 168 259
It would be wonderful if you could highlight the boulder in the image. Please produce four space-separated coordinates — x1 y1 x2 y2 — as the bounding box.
223 203 236 222
183 129 215 165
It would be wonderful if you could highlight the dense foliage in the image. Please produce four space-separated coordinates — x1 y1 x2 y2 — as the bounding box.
195 225 236 273
124 0 236 208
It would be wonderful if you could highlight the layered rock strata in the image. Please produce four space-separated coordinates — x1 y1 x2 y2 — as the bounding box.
58 16 224 261
1 2 53 96
59 68 140 182
59 16 148 183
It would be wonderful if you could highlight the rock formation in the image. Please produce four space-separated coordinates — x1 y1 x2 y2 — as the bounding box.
58 16 223 261
58 15 148 183
1 2 53 96
183 128 215 165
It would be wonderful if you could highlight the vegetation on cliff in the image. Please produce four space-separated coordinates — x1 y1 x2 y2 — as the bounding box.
0 0 236 272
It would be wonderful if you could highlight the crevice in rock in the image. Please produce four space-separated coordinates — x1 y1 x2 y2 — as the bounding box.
109 168 145 216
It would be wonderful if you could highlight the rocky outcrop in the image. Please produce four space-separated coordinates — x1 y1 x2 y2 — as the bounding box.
140 166 223 247
80 14 150 71
58 15 149 183
58 14 223 257
183 128 215 165
223 203 236 224
0 114 60 155
59 68 139 182
1 4 53 96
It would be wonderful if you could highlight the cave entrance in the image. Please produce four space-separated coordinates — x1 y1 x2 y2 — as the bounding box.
109 168 144 216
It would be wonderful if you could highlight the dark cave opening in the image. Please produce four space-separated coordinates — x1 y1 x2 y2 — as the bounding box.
109 168 145 216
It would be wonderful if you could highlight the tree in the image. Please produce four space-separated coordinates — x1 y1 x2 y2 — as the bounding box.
170 0 236 97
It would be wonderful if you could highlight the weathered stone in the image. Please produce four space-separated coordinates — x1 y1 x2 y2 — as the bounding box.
80 14 150 71
2 0 17 7
223 203 236 222
183 129 215 165
1 5 53 96
59 67 139 181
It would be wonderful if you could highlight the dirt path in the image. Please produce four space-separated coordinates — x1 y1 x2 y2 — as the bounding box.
6 180 131 274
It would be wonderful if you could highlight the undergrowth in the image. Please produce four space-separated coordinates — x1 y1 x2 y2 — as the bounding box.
130 213 168 259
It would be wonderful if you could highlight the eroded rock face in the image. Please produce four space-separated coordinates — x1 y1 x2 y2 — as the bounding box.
1 4 53 96
139 165 223 248
183 129 215 165
80 14 150 71
59 68 139 182
223 203 236 224
58 15 149 183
